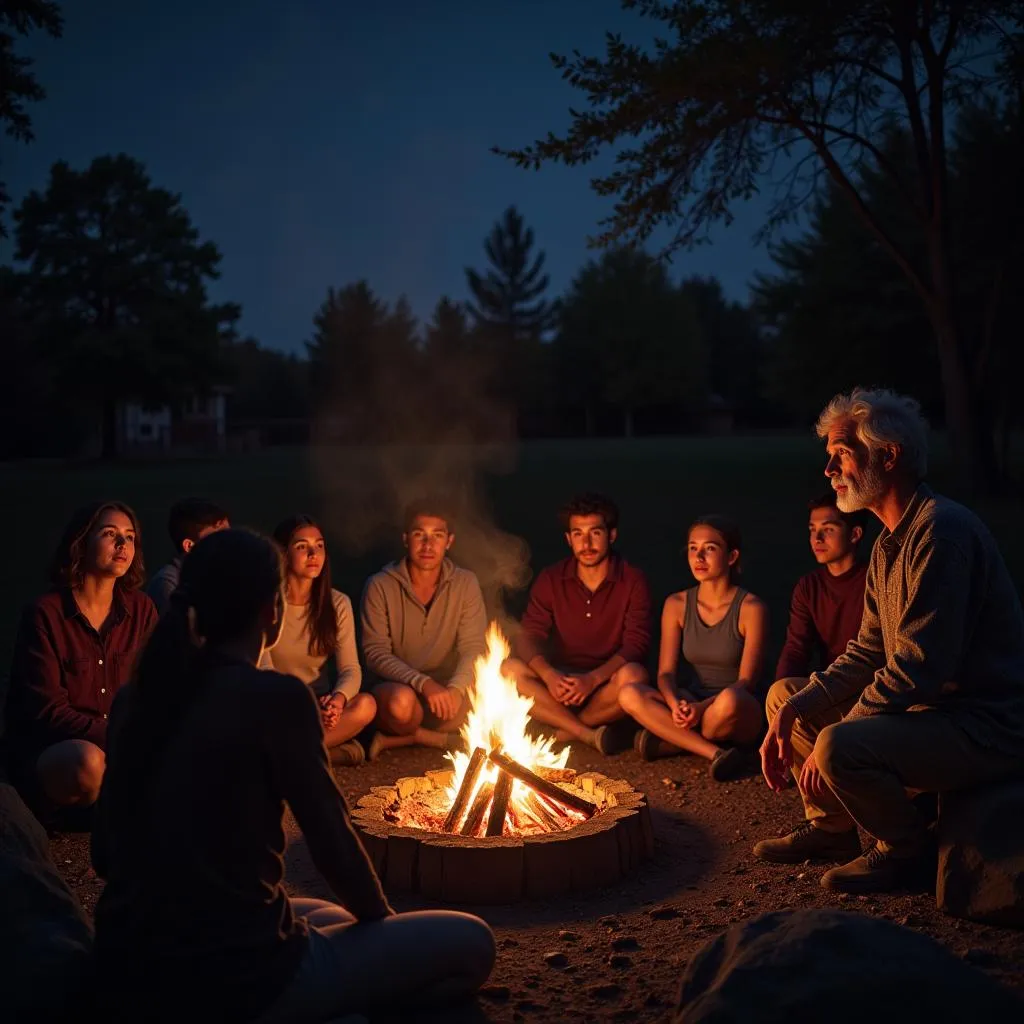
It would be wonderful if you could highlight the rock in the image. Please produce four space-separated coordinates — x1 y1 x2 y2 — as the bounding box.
674 909 1022 1022
0 782 93 1019
599 915 623 931
501 937 520 948
937 779 1024 927
543 950 569 968
609 953 633 969
589 983 623 1000
713 897 730 908
649 904 681 920
611 935 641 951
480 984 511 1001
558 929 580 942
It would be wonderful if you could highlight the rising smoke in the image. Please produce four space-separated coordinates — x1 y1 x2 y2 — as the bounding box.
310 319 533 628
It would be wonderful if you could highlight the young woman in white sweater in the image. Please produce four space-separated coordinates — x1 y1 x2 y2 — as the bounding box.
261 515 375 765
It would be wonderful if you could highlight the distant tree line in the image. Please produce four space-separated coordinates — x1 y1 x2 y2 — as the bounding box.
2 1 1023 488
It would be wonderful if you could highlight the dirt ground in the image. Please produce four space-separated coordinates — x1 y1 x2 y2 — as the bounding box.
53 744 1024 1022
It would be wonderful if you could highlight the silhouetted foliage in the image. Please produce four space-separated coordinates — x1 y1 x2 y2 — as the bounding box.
0 0 62 232
500 0 1024 491
557 247 707 436
13 154 239 457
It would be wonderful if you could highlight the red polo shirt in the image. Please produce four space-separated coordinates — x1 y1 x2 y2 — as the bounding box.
517 555 652 672
4 587 157 761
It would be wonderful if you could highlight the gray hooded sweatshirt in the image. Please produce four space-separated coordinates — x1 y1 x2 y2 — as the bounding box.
360 558 487 693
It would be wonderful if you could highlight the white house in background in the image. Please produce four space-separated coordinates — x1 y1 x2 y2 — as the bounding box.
113 387 230 456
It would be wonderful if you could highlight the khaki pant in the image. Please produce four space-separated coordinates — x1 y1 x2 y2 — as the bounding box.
766 677 856 832
770 677 1024 855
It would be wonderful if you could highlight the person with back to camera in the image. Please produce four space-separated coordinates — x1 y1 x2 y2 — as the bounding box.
619 515 768 782
91 528 496 1022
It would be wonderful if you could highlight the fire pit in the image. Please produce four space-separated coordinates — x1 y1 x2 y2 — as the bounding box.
350 625 653 903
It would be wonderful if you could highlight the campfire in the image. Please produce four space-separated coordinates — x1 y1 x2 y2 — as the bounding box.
350 622 653 902
384 623 598 836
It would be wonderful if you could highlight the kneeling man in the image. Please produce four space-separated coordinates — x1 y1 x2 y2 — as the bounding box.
361 501 487 758
758 388 1024 892
505 493 651 754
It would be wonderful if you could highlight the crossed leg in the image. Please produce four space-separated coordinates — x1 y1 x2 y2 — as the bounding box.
370 682 463 757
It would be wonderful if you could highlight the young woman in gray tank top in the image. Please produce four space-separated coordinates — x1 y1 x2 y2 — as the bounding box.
618 516 768 782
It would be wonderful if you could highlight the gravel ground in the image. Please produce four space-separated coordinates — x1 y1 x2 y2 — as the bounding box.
53 744 1024 1021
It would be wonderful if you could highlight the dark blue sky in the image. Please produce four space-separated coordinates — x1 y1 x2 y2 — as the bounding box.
5 0 785 353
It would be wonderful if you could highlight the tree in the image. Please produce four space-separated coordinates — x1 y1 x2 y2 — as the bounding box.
558 246 706 435
306 281 421 441
465 205 558 341
13 154 239 457
0 1 63 231
500 1 1024 491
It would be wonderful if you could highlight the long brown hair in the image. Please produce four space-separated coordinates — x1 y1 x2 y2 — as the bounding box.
273 514 337 658
49 501 146 592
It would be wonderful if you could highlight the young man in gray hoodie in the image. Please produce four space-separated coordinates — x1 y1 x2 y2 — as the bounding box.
361 502 487 758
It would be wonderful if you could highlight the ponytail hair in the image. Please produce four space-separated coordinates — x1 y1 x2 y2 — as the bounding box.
103 529 283 818
688 514 743 584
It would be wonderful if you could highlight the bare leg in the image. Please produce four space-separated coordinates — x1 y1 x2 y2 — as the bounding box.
323 693 377 748
618 684 719 760
701 687 764 745
503 658 594 743
578 662 646 727
36 740 106 808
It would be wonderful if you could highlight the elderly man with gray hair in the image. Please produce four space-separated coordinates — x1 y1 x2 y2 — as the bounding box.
757 388 1024 893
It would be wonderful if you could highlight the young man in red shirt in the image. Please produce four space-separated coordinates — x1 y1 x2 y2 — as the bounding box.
504 494 651 755
753 490 869 862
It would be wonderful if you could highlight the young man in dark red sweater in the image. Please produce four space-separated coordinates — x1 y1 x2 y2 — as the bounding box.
504 494 651 755
753 490 868 862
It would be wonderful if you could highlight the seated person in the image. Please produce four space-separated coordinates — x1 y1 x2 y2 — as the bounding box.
145 497 229 615
619 515 767 782
4 502 157 821
504 493 650 754
759 389 1024 892
361 501 487 758
774 490 868 685
260 515 376 766
91 528 495 1022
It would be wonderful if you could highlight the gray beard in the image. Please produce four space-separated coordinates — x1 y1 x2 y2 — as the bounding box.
835 456 886 512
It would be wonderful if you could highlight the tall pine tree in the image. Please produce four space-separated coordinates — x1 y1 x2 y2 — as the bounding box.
465 206 556 341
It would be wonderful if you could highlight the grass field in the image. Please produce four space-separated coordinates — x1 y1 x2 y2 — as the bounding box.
2 434 1021 678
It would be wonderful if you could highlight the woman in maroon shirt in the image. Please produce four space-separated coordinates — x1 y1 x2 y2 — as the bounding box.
4 501 157 818
92 528 495 1022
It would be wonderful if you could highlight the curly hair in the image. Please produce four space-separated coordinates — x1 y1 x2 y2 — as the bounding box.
49 501 145 592
558 493 619 533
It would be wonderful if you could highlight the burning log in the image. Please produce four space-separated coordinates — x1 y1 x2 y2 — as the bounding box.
524 792 569 833
488 750 596 819
460 781 495 837
442 746 486 834
486 769 514 837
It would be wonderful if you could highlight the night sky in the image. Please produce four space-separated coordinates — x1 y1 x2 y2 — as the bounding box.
5 0 782 353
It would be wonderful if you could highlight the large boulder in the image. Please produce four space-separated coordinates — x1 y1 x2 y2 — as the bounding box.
674 909 1021 1023
0 781 94 1018
936 778 1024 927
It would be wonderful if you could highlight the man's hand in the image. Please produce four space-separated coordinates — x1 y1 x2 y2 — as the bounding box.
560 673 598 707
542 670 573 703
672 697 707 730
798 748 830 804
422 680 463 723
319 692 346 728
761 702 797 792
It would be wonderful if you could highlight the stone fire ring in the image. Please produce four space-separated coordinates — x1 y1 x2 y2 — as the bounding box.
350 767 654 904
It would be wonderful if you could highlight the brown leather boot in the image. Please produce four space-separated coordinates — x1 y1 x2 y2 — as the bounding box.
753 822 861 864
820 843 936 893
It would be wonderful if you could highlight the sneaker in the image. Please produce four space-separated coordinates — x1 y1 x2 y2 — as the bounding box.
633 728 682 761
820 843 936 894
753 821 861 864
709 746 759 782
329 740 366 767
